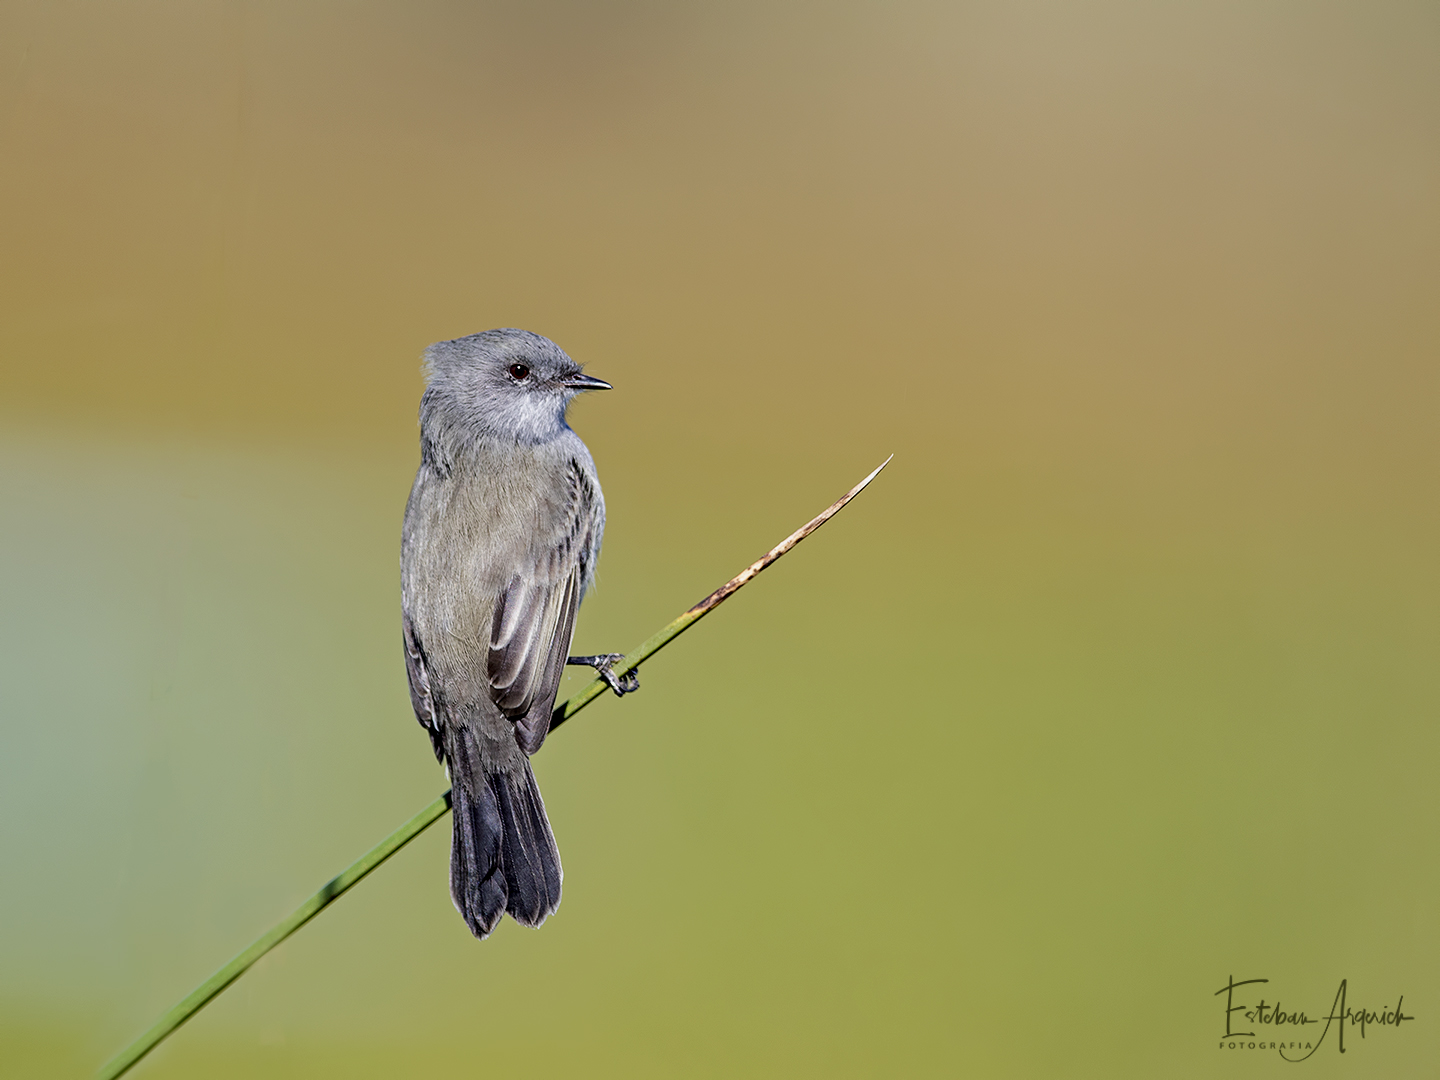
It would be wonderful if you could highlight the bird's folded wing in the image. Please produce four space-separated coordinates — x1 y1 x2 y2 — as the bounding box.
402 613 445 761
485 458 599 723
487 564 579 716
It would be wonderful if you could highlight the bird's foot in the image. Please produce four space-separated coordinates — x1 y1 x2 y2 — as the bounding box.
567 653 640 696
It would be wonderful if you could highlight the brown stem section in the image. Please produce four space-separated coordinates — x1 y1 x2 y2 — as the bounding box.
685 454 894 618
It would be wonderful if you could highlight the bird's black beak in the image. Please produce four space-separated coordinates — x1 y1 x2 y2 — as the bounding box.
561 373 613 391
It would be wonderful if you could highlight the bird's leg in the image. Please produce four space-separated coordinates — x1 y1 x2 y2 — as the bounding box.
567 654 640 696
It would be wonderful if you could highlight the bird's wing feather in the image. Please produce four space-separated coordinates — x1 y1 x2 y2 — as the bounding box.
485 459 600 722
402 612 446 762
488 565 579 714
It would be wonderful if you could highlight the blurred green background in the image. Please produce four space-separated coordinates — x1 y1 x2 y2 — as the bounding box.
2 1 1438 1076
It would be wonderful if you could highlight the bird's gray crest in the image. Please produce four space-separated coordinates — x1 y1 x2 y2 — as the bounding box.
421 328 605 448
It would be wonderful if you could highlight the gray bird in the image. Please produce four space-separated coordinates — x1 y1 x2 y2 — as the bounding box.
401 328 630 939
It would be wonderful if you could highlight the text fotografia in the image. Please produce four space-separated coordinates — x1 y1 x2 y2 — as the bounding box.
1215 976 1413 1061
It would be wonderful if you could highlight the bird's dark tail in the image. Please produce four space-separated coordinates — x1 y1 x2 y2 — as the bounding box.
446 731 562 939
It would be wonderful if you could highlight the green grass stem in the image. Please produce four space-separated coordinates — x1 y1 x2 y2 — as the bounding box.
97 457 889 1079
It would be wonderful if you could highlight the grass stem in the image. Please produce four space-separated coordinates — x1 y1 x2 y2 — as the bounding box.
97 457 889 1079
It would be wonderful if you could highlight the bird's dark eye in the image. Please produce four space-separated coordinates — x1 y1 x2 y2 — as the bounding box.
508 363 530 380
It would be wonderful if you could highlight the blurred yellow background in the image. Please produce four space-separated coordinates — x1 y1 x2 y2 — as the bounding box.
2 1 1437 1076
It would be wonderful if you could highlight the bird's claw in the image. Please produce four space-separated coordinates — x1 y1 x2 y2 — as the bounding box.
567 653 640 697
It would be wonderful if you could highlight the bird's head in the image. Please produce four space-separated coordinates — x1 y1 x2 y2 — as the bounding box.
421 328 611 446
